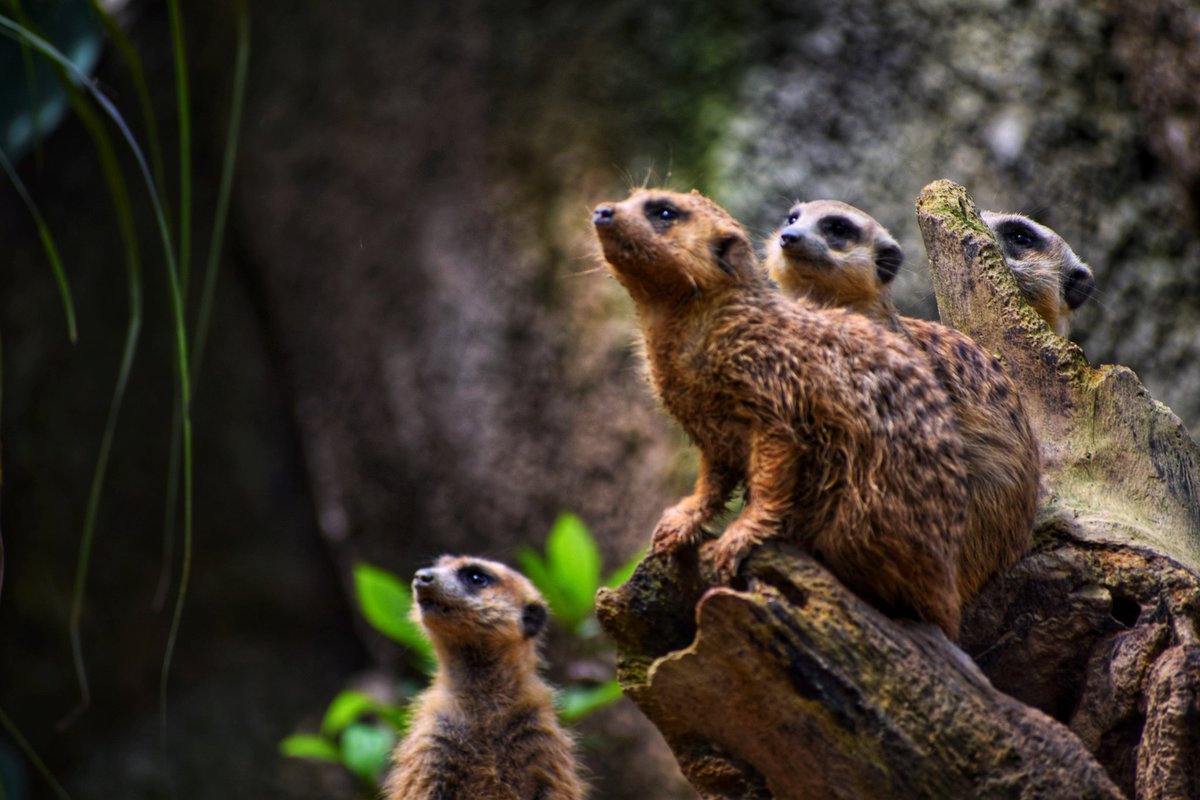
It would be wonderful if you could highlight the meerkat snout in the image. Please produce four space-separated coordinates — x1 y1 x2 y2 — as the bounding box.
778 225 827 260
593 205 615 226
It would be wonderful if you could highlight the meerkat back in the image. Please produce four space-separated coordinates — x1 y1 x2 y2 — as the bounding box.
384 556 585 800
765 200 1041 602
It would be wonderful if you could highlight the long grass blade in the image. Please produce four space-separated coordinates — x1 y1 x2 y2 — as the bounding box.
52 80 142 732
0 144 77 342
0 17 188 731
166 0 191 295
151 408 181 612
84 0 167 207
9 0 46 168
154 4 249 617
191 3 249 382
0 704 71 800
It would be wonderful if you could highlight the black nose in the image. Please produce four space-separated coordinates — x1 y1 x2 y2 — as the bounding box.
414 568 436 585
780 230 800 248
593 206 615 226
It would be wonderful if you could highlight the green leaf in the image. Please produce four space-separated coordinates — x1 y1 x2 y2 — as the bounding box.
280 734 341 763
518 546 571 624
321 690 377 737
376 703 413 734
604 549 645 589
0 144 76 342
352 563 436 673
546 513 601 627
557 680 624 723
340 723 396 783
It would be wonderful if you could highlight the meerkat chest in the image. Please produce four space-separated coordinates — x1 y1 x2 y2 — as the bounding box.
650 340 748 451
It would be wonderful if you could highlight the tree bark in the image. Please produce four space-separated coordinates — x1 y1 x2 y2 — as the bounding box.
596 181 1200 799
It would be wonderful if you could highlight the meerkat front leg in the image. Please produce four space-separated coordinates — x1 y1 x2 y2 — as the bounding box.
707 428 799 580
651 456 739 556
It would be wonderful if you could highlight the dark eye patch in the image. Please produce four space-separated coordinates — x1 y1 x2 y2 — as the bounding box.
996 220 1044 252
785 207 802 226
457 564 496 591
643 199 689 233
818 215 861 248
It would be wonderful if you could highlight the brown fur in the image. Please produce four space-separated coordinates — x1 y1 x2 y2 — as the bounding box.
766 200 1040 602
981 210 1096 338
593 189 967 637
384 556 585 800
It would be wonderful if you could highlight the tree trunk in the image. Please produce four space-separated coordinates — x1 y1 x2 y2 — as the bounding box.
596 180 1200 799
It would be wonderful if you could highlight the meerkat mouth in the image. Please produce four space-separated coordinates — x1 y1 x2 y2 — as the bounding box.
417 598 459 617
415 587 460 615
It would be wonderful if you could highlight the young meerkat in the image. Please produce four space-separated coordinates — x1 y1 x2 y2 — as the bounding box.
593 188 968 638
981 210 1096 338
384 555 585 800
765 200 1040 602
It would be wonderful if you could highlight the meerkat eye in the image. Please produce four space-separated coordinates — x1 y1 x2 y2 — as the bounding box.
819 215 861 246
643 200 688 232
999 221 1042 250
458 565 495 589
786 212 800 225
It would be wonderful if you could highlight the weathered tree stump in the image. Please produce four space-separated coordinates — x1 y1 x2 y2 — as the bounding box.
596 181 1200 799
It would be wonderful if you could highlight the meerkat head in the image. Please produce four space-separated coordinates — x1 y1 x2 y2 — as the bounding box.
981 211 1096 338
764 200 904 316
412 556 548 652
592 188 759 307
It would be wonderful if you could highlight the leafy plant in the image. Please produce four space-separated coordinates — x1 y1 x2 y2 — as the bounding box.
280 689 408 787
280 565 432 790
519 512 640 721
352 564 436 673
518 512 641 635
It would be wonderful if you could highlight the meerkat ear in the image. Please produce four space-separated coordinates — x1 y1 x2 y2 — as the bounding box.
1063 265 1095 309
713 234 756 278
521 602 548 639
875 242 904 284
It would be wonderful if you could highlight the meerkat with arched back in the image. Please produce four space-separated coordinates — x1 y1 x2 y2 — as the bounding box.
765 199 1040 602
593 188 968 637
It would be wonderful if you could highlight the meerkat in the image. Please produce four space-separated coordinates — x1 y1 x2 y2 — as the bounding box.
593 188 968 638
764 200 1040 602
981 210 1096 338
384 555 585 800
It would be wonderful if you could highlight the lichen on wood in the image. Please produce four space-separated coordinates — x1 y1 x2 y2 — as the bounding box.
597 180 1200 800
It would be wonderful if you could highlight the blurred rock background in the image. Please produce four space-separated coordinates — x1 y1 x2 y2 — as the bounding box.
0 0 1197 797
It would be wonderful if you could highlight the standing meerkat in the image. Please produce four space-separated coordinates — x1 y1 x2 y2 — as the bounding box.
384 555 585 800
765 200 1040 602
593 188 968 638
981 210 1096 338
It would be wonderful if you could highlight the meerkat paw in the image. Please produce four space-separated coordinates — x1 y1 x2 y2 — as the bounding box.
706 530 758 582
707 538 746 582
705 522 772 578
650 501 709 556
